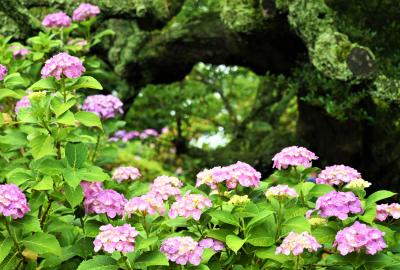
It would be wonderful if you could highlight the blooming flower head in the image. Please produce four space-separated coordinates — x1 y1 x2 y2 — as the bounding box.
316 165 362 186
276 232 321 256
149 176 182 201
124 194 165 217
199 238 225 252
0 184 30 219
73 3 101 21
272 146 318 170
314 191 363 220
94 224 139 253
81 181 103 198
42 12 71 28
82 94 123 119
376 203 400 221
9 46 30 59
41 52 85 80
0 64 8 81
227 195 250 205
334 221 386 255
84 189 126 218
160 236 203 266
265 185 298 200
196 166 230 190
139 129 159 139
226 161 261 188
345 178 371 190
109 130 141 142
112 166 141 183
169 193 212 220
15 96 31 113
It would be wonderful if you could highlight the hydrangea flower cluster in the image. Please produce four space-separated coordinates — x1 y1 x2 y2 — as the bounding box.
199 238 225 251
376 203 400 221
9 46 30 59
93 224 139 253
124 194 165 217
42 12 71 28
0 184 30 219
169 193 212 220
265 185 298 199
160 236 203 266
345 178 371 190
82 94 123 119
109 129 160 142
81 181 126 218
139 129 159 139
15 96 31 113
272 146 318 170
112 166 141 183
276 232 321 255
227 195 250 205
308 217 327 226
0 64 7 81
334 221 386 255
312 191 363 220
41 53 85 80
72 3 100 21
196 166 230 190
316 165 362 186
149 176 183 201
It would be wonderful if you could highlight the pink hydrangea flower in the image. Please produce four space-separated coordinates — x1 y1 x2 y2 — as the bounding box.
112 166 141 183
376 203 400 221
160 236 203 266
81 181 103 197
94 224 139 253
72 3 101 21
225 161 261 188
198 238 225 252
272 146 318 170
0 184 30 219
15 96 31 113
169 193 212 220
82 94 123 119
316 165 362 186
139 129 159 139
314 191 363 220
196 166 230 190
84 188 126 218
9 46 30 59
41 52 85 80
265 185 298 199
334 221 386 255
124 194 165 217
109 130 140 142
42 12 71 28
276 232 321 255
149 176 182 201
0 64 8 81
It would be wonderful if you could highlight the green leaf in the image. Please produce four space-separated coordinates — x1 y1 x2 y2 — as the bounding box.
65 142 88 169
226 235 245 254
78 166 110 182
308 184 335 198
73 237 93 259
67 76 103 91
29 135 56 159
366 190 397 206
209 210 240 226
75 111 102 129
135 236 158 250
0 237 13 264
359 205 377 224
0 252 21 270
206 229 231 242
11 214 42 233
0 89 23 100
63 168 81 188
77 255 118 270
282 216 311 235
32 176 53 191
4 73 29 89
51 98 76 117
134 251 169 267
29 77 57 91
64 184 84 208
255 246 290 263
56 110 76 126
201 248 216 264
246 210 274 230
312 226 337 245
22 232 61 256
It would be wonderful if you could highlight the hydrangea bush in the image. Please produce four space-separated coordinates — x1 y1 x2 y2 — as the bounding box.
0 4 400 270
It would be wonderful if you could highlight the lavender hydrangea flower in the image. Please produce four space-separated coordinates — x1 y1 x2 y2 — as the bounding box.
265 185 298 199
169 193 212 220
0 64 8 81
0 184 30 219
112 166 141 183
109 130 140 142
82 94 123 119
15 96 31 113
272 146 318 170
334 221 386 255
41 53 85 80
376 203 400 221
83 186 126 218
9 46 30 59
149 176 183 201
124 194 166 217
199 238 225 252
160 236 203 266
81 181 103 198
276 232 321 255
313 191 363 220
42 12 71 28
226 161 261 188
73 3 101 21
94 224 139 253
316 165 362 186
196 166 230 190
139 129 159 139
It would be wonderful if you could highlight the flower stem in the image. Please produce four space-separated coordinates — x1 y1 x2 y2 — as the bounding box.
275 201 283 241
91 133 101 162
60 78 66 103
142 214 149 237
121 252 133 270
4 218 22 254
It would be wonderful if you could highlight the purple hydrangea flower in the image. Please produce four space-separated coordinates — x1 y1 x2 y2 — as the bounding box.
94 224 139 253
160 236 203 266
149 176 182 201
0 184 30 219
0 64 8 81
83 186 126 218
376 203 400 221
265 185 298 199
276 232 321 255
41 52 85 80
42 12 71 28
272 146 318 170
334 221 386 255
313 191 363 220
124 194 165 217
82 94 123 119
112 166 141 183
139 129 159 139
199 238 225 252
73 3 101 21
169 193 212 220
15 96 31 113
225 161 261 188
316 165 362 186
196 166 230 190
9 46 30 59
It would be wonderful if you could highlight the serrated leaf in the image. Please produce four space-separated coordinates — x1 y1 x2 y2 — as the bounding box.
64 184 84 208
29 77 57 91
67 76 103 91
134 251 169 267
226 235 245 254
29 135 56 159
56 110 76 126
51 98 76 117
4 73 29 89
282 216 311 235
0 237 13 264
209 210 239 226
0 89 23 100
65 142 88 169
77 255 118 270
32 176 53 190
75 111 102 129
22 232 61 256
